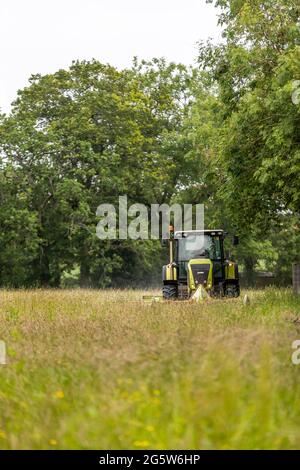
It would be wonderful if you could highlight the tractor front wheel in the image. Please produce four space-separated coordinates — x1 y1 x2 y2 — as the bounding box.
163 284 178 300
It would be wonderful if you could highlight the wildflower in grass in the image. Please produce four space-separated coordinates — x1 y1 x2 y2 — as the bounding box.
145 425 155 432
49 439 57 446
53 390 64 399
127 390 142 403
0 430 6 439
153 389 160 396
133 440 150 448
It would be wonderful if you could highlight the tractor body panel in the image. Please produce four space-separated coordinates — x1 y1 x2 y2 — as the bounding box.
162 264 178 283
187 259 213 293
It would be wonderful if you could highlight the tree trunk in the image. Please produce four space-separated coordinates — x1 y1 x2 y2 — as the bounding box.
244 257 255 287
80 256 91 288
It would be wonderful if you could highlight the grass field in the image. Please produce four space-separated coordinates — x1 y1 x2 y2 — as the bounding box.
0 288 300 450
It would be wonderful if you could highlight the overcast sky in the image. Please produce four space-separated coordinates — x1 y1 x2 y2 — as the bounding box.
0 0 221 113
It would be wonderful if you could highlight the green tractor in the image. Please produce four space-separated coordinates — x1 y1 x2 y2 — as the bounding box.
162 228 240 300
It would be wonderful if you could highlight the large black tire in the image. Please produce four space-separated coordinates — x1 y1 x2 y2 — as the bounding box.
225 283 240 298
163 284 178 300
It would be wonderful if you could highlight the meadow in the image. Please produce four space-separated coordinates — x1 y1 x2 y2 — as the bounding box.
0 288 300 450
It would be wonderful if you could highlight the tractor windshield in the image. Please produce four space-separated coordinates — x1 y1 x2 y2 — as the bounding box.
177 234 222 262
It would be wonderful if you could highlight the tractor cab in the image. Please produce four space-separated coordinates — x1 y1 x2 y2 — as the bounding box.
162 229 240 300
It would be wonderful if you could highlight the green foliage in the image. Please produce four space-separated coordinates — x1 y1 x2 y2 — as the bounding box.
196 0 300 280
0 166 40 286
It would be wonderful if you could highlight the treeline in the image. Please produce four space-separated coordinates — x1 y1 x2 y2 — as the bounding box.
1 0 300 288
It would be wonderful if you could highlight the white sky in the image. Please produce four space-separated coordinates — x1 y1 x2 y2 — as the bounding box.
0 0 221 113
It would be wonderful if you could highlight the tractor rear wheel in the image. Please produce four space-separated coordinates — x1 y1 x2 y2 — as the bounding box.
163 284 178 300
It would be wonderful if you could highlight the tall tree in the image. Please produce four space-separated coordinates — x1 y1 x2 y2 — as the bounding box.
201 0 300 221
0 59 197 287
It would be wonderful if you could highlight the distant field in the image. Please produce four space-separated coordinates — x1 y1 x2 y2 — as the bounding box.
0 288 300 449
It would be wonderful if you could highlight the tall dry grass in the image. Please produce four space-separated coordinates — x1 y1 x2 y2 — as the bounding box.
0 288 299 449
